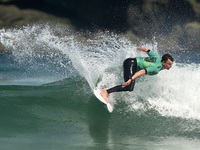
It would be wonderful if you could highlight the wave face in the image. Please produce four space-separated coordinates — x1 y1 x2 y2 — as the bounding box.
0 24 200 149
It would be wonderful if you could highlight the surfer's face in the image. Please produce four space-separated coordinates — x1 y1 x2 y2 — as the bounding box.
162 59 173 70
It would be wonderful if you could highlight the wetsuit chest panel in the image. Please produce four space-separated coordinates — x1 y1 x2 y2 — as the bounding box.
143 57 158 68
136 51 163 75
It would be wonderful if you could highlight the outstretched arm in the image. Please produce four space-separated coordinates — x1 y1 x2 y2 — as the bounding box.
122 69 146 87
137 47 149 52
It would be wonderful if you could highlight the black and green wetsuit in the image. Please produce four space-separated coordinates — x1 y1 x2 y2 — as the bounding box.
135 50 163 75
107 50 163 94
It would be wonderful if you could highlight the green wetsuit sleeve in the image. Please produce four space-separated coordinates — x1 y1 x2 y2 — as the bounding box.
148 50 160 58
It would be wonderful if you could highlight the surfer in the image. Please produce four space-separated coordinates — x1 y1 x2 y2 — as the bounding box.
100 47 174 102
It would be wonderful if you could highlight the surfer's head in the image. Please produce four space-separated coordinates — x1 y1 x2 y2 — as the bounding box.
161 54 174 70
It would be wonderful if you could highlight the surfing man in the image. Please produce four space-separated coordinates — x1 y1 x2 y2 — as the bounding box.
100 47 174 102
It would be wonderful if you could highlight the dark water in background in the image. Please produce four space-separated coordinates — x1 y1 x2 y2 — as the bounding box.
0 25 200 150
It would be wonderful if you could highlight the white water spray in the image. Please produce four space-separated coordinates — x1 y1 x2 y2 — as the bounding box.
0 24 200 120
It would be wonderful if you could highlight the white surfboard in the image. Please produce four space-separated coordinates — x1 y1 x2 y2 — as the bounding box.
93 88 113 113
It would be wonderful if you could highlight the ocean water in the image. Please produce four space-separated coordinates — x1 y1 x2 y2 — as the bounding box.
0 24 200 150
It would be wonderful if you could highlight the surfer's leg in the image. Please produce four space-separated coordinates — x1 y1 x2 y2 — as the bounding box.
123 58 137 82
106 81 135 94
106 58 137 94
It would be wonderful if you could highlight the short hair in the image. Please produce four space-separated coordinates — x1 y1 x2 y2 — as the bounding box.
161 53 174 62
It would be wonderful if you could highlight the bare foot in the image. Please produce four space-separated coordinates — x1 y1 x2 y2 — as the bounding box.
100 88 108 103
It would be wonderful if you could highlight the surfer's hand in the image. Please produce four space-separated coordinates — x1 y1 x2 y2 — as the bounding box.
122 79 132 87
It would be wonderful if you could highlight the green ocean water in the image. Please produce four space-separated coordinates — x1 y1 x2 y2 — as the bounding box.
0 25 200 150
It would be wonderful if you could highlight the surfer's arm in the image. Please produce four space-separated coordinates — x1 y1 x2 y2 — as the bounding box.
137 47 149 52
122 69 146 87
137 47 160 58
